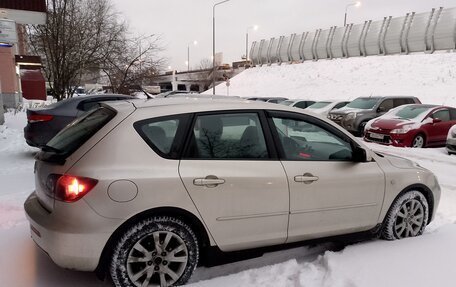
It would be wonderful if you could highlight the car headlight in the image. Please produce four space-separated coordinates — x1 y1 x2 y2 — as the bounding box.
345 112 357 120
391 124 414 134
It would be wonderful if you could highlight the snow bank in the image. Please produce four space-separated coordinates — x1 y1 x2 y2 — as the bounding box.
210 52 456 107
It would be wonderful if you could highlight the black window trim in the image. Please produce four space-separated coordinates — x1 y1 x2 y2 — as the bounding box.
265 110 361 162
181 109 279 161
134 113 193 160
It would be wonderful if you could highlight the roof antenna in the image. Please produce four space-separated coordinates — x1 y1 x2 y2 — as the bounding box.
139 86 153 99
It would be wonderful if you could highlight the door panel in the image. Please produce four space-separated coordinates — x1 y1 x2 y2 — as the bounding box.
179 161 289 251
179 112 289 251
268 113 385 242
283 161 384 242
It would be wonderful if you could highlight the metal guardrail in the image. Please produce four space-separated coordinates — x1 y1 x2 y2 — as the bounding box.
250 7 456 66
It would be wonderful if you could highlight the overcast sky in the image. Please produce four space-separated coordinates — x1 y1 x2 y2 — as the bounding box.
111 0 455 71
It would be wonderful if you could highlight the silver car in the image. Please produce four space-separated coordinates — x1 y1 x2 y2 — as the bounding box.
25 98 441 286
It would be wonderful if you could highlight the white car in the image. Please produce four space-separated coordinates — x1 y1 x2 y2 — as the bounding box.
306 100 350 116
25 98 441 286
447 124 456 154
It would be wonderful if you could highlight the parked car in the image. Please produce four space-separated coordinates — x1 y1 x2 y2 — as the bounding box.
279 99 316 109
446 124 456 154
25 98 440 286
364 104 456 148
327 96 421 135
247 97 288 103
24 94 135 147
306 100 350 116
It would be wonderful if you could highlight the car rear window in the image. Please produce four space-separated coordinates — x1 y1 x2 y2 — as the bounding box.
46 107 116 156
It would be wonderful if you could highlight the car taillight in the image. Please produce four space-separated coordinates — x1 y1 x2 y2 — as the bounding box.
54 175 98 202
28 114 54 123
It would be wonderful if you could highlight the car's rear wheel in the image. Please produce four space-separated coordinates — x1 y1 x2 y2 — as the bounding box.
381 190 429 240
411 134 425 148
110 216 199 287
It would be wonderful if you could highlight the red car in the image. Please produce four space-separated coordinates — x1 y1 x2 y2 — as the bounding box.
364 104 456 148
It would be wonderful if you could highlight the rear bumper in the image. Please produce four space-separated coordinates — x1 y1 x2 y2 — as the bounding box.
23 124 52 147
24 192 121 271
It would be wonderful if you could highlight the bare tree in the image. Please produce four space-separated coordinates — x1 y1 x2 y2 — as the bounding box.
101 35 165 94
28 0 164 100
198 58 213 70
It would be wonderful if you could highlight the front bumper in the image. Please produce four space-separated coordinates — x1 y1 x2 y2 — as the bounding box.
447 138 456 154
364 130 414 147
24 192 121 271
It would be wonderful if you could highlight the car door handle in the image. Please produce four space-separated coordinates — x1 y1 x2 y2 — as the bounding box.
193 175 225 187
294 173 319 184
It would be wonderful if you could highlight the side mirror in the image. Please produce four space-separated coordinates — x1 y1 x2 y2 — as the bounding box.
377 106 386 113
432 118 442 124
353 146 367 162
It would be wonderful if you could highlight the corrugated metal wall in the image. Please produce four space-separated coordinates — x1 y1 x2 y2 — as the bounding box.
250 7 456 66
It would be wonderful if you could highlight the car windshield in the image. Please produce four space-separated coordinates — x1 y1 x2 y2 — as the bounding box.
391 105 433 121
279 100 294 106
308 102 331 109
346 98 380 109
46 107 116 156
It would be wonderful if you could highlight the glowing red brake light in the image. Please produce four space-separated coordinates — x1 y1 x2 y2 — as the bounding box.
54 175 98 202
28 114 54 123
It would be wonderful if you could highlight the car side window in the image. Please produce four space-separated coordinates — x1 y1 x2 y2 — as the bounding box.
134 115 188 159
378 99 394 112
431 109 450 122
394 99 408 106
449 108 456 120
271 117 353 161
186 113 269 159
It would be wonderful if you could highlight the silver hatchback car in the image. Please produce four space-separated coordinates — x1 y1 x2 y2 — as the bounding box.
25 98 441 286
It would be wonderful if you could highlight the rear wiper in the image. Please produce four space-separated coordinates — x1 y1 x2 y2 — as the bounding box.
40 145 62 153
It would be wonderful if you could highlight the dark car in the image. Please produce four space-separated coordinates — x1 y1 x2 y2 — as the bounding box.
327 96 421 135
364 104 456 148
24 94 135 147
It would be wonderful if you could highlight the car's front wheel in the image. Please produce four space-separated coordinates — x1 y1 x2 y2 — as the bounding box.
411 134 425 148
110 216 199 287
381 190 429 240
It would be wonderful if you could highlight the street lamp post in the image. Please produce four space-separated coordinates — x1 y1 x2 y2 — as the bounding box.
246 25 258 65
344 1 361 26
212 0 231 95
187 40 198 73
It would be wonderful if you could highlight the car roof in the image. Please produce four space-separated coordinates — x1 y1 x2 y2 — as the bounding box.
115 97 316 114
356 96 417 99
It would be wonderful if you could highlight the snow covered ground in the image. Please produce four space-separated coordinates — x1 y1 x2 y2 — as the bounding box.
2 53 456 286
210 52 456 107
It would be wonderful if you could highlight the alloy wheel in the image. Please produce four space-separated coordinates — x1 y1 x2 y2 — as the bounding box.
127 231 188 287
412 135 424 148
393 199 425 238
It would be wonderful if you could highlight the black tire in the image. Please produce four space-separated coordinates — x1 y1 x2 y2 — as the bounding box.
110 216 199 287
411 134 426 148
381 190 429 240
